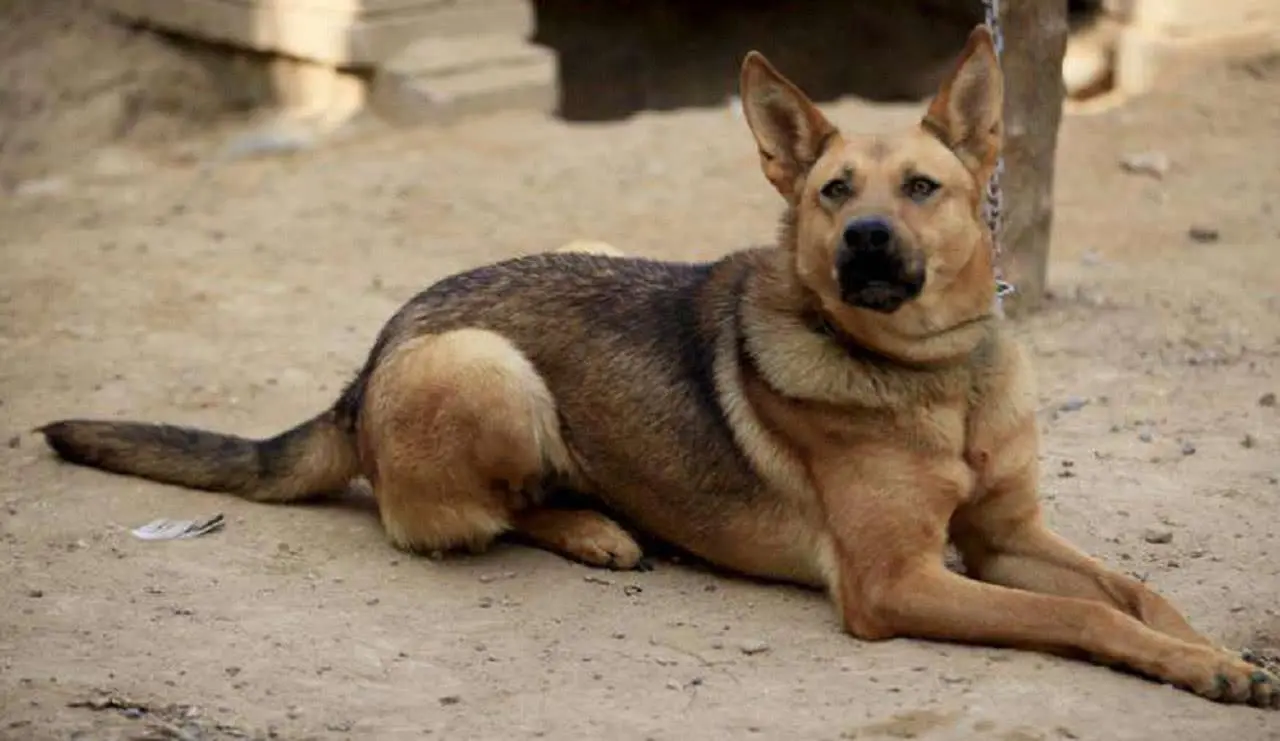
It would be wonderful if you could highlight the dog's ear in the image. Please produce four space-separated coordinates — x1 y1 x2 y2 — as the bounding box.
921 26 1004 182
740 51 837 201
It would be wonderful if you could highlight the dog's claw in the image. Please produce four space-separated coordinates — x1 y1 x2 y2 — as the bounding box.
1213 673 1232 700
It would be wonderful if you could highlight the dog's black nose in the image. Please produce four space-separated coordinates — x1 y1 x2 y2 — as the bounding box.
843 217 895 252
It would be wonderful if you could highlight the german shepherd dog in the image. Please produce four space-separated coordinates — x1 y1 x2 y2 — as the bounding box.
39 28 1277 707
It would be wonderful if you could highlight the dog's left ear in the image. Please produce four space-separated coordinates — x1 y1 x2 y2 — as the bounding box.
740 51 837 202
921 26 1004 183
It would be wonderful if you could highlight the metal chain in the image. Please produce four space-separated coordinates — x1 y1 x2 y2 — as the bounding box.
981 0 1015 300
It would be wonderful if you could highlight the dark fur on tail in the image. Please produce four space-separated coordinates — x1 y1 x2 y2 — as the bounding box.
38 411 359 502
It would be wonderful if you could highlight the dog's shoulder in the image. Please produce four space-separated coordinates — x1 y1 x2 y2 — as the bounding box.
966 324 1036 417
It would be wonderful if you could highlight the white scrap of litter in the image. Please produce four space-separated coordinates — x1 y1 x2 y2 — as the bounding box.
130 514 225 541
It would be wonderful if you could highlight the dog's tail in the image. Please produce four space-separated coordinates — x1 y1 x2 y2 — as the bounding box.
37 411 359 503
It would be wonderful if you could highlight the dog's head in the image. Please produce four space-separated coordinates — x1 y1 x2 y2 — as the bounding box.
741 27 1003 360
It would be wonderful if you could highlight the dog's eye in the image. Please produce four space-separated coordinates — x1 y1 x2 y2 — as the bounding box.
820 179 852 202
904 176 941 203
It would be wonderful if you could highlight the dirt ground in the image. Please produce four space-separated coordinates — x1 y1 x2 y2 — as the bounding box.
2 18 1279 741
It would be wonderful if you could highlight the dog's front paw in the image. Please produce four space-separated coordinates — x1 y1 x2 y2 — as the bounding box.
1181 650 1280 708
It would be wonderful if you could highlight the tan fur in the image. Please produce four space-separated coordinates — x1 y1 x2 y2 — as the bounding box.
554 240 626 257
38 26 1277 708
357 328 578 553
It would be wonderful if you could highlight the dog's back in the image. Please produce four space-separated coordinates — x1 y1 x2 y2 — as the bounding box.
341 251 781 541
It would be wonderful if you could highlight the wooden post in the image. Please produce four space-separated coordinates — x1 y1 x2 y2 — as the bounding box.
998 0 1069 315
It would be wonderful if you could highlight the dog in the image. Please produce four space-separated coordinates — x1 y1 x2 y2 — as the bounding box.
38 27 1277 708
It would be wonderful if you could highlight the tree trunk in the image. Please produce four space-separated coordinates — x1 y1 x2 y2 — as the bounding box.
997 0 1069 316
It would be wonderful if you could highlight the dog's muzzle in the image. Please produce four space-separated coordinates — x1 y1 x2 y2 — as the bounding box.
835 216 925 314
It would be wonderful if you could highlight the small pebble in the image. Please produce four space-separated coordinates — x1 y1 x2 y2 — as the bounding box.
1187 225 1220 243
6 435 19 450
1118 151 1170 179
1058 396 1089 413
739 639 770 656
438 695 461 706
1138 431 1155 443
1143 528 1174 545
665 679 681 690
1180 441 1197 456
27 589 43 598
1259 392 1277 408
1241 434 1256 449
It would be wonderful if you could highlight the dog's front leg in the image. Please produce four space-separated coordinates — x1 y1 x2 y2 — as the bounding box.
816 461 1278 708
836 549 1276 706
960 341 1218 647
950 493 1214 647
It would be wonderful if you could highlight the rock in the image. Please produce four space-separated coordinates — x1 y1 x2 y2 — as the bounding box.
1187 225 1220 243
1259 392 1277 407
1058 396 1089 413
1138 431 1154 443
13 177 70 198
1180 441 1197 456
438 695 461 706
739 639 770 656
1241 434 1256 449
1119 151 1170 179
1142 528 1174 545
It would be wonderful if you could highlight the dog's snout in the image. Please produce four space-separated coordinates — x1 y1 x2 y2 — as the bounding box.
843 217 895 252
834 216 923 314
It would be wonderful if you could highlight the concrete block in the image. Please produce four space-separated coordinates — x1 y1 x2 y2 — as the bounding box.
1128 0 1280 40
370 34 556 124
95 0 533 66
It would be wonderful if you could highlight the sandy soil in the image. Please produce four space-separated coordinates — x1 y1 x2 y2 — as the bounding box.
2 23 1279 741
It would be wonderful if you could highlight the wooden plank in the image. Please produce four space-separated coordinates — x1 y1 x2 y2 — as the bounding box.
998 0 1069 315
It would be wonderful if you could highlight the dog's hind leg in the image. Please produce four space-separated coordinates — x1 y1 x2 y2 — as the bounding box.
512 508 644 570
358 329 575 555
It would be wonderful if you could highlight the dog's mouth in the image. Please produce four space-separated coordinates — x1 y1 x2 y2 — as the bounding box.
840 277 924 313
835 252 926 314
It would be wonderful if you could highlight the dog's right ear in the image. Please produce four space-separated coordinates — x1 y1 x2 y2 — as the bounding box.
740 51 837 202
